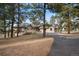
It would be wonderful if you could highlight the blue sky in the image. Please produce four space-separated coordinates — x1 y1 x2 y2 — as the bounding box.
46 10 55 23
26 10 54 24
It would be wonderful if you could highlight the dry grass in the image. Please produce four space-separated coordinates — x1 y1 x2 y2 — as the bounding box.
0 38 54 56
0 34 44 45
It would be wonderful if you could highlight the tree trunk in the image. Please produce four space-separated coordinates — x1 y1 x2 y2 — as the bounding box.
17 3 20 37
11 18 14 38
11 4 15 38
4 15 6 38
3 4 6 38
67 16 71 34
8 20 10 38
8 29 9 38
43 3 46 37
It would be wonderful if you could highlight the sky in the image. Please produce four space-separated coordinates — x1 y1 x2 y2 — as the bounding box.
46 10 54 23
26 10 54 24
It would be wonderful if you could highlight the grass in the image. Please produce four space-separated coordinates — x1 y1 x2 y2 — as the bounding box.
0 34 43 45
0 33 54 56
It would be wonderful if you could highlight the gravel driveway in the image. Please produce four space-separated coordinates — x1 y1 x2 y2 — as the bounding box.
48 33 79 56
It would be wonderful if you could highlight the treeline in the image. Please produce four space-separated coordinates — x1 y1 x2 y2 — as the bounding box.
0 3 79 38
0 3 25 38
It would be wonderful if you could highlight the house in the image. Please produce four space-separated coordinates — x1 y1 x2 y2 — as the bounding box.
13 23 26 33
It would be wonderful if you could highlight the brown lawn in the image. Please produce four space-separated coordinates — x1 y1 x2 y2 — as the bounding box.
0 34 44 45
0 34 54 56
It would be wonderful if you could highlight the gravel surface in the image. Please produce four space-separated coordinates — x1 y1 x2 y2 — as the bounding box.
48 33 79 56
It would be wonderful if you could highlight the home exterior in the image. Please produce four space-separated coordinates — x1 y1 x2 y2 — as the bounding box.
13 23 26 33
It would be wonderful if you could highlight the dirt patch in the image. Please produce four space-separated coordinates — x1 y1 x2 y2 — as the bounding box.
0 38 54 56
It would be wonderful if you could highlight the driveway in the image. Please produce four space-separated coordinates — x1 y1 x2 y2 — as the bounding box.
48 33 79 56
